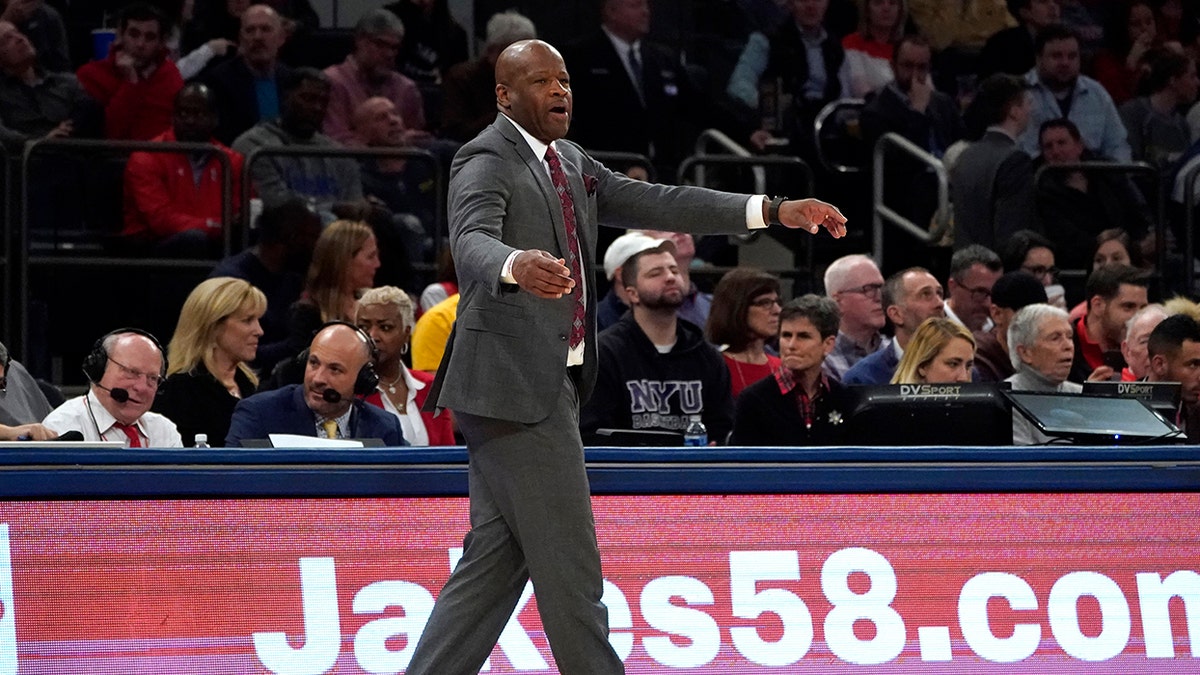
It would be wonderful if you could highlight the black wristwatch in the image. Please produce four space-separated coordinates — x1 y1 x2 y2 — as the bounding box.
768 195 788 226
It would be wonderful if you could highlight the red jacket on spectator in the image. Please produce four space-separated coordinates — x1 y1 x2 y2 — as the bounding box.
122 129 243 240
363 368 456 446
76 49 183 140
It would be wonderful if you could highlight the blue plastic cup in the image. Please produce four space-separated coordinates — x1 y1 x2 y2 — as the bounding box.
91 28 116 60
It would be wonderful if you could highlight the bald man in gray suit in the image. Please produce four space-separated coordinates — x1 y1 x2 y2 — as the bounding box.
408 39 848 674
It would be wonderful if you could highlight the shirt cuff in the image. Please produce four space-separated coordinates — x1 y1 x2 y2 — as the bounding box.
500 250 521 284
746 195 769 229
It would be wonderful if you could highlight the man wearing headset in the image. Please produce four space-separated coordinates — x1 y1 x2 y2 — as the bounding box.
42 329 182 447
225 322 407 447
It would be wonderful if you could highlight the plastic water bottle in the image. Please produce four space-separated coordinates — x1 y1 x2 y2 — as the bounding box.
683 415 707 446
194 433 211 449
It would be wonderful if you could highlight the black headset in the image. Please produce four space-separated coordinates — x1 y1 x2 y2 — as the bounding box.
306 320 380 397
82 327 167 384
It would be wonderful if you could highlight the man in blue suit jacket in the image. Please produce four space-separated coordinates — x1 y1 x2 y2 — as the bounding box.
225 324 406 447
843 267 945 385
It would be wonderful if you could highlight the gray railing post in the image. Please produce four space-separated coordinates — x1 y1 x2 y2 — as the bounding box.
872 133 949 269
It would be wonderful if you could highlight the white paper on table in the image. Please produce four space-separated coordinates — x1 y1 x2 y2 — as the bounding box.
267 434 364 448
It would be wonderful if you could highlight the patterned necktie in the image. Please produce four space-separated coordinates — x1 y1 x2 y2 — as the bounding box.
321 419 338 439
115 422 142 448
626 45 644 102
544 145 586 349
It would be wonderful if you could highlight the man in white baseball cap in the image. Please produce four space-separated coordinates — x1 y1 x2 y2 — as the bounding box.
597 231 675 331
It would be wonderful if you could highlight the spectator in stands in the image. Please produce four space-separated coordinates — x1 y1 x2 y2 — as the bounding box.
233 67 363 218
76 2 182 141
841 0 907 97
641 230 713 329
945 244 1004 332
153 277 265 446
1092 1 1168 106
1001 229 1066 308
165 0 235 81
891 317 976 384
122 82 243 257
1068 264 1149 383
1035 118 1152 269
1122 303 1168 381
727 0 847 153
1 0 68 72
729 294 851 446
979 0 1061 78
973 270 1048 381
225 322 406 446
705 268 783 398
355 286 454 446
418 245 456 314
201 4 289 145
823 253 887 380
860 34 951 143
383 0 468 86
284 219 379 362
1119 47 1198 170
950 74 1036 252
843 266 945 385
351 96 436 259
182 0 253 54
0 18 98 149
0 340 56 440
441 10 536 143
209 197 319 370
1147 313 1200 441
564 0 705 173
581 245 734 443
1005 302 1079 444
597 231 672 331
411 291 457 373
43 329 182 446
1021 24 1131 161
861 34 965 222
323 9 427 146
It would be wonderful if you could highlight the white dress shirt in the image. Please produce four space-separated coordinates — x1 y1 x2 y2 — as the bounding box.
375 367 429 446
42 390 183 447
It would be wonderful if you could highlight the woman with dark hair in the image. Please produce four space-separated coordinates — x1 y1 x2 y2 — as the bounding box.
1092 1 1171 104
705 268 782 397
1001 229 1066 309
841 0 908 97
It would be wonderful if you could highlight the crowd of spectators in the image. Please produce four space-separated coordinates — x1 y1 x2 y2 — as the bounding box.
8 0 1200 449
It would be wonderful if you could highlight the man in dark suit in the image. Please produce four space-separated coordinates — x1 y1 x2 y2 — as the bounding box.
561 0 703 174
405 39 847 675
950 73 1036 251
224 323 406 447
200 4 291 146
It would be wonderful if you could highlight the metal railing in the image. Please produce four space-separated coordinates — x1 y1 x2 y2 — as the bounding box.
677 153 816 283
19 139 236 357
1034 161 1164 297
813 98 866 174
691 128 766 194
872 132 949 269
240 145 444 254
585 151 656 183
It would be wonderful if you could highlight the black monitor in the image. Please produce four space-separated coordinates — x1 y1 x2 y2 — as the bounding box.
843 383 1013 446
1005 391 1183 445
1081 381 1182 419
583 428 685 447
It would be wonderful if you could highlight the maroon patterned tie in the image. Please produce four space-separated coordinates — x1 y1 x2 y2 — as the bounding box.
545 145 586 348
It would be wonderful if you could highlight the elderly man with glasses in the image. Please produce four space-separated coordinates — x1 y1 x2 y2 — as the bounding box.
42 330 182 447
823 254 887 381
843 266 946 385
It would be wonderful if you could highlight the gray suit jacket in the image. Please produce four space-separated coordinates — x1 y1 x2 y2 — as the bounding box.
950 129 1035 251
427 114 751 423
